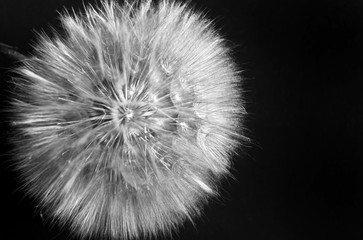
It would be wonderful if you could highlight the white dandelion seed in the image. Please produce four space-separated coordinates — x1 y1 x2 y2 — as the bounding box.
9 0 247 239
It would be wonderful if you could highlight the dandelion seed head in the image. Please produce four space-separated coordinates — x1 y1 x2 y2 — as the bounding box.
10 0 247 239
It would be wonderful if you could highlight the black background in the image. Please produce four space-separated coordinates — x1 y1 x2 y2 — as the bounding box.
1 0 363 239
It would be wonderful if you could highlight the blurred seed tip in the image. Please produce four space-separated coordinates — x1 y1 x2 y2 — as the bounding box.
0 42 26 60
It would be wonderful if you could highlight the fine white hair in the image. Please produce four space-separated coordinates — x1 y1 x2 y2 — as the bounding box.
10 0 247 239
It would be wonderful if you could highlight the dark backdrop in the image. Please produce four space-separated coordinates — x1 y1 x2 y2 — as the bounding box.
1 0 363 239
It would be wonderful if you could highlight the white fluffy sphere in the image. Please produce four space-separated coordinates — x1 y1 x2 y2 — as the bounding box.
11 0 246 239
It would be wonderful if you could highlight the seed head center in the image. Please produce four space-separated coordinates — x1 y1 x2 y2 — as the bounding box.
125 108 134 120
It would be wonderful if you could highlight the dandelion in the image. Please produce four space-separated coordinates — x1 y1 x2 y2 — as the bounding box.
10 0 247 239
